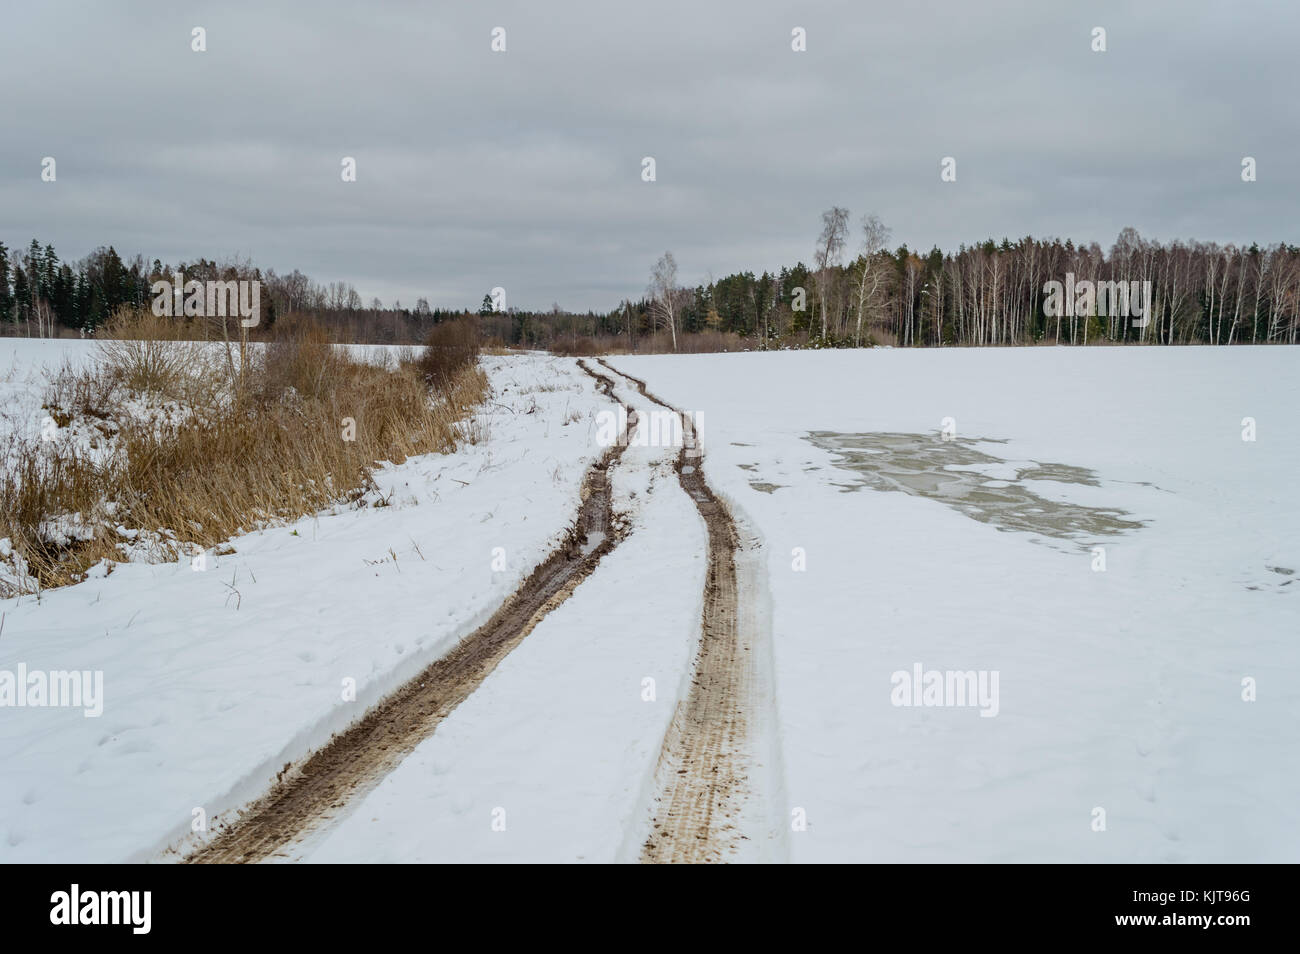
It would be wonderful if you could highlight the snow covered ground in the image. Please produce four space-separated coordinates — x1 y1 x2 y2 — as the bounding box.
610 346 1300 863
0 347 612 862
297 373 706 862
0 338 96 446
3 341 1296 864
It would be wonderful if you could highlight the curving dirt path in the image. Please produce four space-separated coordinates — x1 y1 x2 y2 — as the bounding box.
185 360 635 863
597 359 767 864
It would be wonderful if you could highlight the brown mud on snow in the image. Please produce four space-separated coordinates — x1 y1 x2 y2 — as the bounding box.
597 360 759 864
184 360 635 863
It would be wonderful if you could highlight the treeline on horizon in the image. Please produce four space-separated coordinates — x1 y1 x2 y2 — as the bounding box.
3 223 1299 351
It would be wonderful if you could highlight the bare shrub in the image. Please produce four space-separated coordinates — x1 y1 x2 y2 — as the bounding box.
550 336 601 357
259 313 344 401
551 330 745 356
415 319 481 388
96 307 209 396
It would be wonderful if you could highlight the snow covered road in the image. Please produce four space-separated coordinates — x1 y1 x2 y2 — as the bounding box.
4 342 1296 864
297 366 708 862
0 351 617 862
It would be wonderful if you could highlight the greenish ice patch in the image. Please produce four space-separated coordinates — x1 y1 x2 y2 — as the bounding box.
806 431 1145 545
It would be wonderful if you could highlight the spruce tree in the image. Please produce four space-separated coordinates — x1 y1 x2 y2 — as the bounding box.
43 243 58 292
27 239 43 300
13 267 30 322
0 242 13 322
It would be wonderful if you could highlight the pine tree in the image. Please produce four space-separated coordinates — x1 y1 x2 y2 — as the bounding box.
42 243 58 293
74 271 90 328
54 264 75 327
27 239 43 300
0 242 13 322
13 268 30 322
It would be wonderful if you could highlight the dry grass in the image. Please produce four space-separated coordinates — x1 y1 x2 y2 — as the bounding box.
0 311 489 593
42 359 117 424
97 307 215 396
414 318 481 388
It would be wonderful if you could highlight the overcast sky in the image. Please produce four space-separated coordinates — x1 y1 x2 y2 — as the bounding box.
2 0 1296 311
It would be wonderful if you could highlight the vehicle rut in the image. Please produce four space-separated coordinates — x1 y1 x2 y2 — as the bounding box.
184 360 634 863
596 359 758 864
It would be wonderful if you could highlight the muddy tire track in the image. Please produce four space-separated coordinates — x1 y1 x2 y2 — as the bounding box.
596 359 758 864
185 360 634 863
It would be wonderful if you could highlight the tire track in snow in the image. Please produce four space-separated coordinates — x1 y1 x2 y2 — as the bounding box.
597 359 780 864
185 360 636 863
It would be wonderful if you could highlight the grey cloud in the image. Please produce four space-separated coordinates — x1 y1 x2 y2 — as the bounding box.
1 0 1295 311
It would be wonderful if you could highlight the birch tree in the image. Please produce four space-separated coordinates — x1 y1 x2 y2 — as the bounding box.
813 207 849 341
852 214 891 347
648 251 680 351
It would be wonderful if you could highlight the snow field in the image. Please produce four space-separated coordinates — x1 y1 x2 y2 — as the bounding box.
610 346 1300 862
